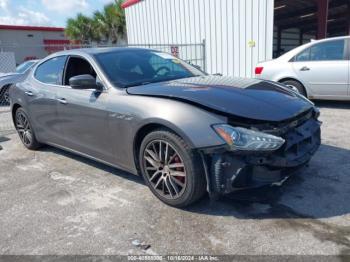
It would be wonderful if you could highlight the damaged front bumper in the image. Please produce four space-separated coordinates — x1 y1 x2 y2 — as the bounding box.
200 116 321 195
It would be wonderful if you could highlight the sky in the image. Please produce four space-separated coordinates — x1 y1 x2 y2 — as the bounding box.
0 0 115 28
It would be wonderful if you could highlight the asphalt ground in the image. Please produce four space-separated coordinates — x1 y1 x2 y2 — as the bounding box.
0 101 349 258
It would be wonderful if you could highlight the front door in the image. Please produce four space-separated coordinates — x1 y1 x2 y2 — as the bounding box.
56 56 114 163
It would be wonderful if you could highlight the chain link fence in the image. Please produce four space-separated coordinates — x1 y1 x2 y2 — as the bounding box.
0 42 206 136
0 83 12 134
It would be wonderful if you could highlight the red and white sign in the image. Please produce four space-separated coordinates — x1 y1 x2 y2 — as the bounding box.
171 46 179 57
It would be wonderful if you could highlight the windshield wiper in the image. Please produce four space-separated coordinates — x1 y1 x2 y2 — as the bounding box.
124 81 152 88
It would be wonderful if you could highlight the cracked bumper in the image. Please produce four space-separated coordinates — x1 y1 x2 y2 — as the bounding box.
201 118 321 194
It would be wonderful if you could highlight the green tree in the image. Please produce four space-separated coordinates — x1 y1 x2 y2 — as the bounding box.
65 13 101 43
93 1 126 44
66 1 126 44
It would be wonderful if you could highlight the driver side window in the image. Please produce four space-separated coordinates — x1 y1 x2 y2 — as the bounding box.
64 56 97 86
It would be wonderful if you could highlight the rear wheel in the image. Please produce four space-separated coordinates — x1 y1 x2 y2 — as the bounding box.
0 86 10 106
15 108 42 150
281 80 307 97
139 129 206 207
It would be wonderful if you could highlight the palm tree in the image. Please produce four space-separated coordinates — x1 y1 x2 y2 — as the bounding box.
113 0 127 43
93 10 109 42
66 1 126 45
93 1 126 44
66 13 101 44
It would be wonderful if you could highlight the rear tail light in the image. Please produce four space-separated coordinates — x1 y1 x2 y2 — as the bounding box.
255 67 264 75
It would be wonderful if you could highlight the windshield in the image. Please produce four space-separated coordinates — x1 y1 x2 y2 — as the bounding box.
16 61 36 74
94 49 205 88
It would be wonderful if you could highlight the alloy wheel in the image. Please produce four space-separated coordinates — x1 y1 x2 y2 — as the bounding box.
143 140 187 200
15 111 33 146
3 89 10 104
286 84 300 94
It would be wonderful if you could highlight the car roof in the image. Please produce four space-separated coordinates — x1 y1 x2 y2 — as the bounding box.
277 35 350 61
53 47 155 57
311 35 350 43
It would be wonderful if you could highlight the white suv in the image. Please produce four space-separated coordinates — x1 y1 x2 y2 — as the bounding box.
255 36 349 100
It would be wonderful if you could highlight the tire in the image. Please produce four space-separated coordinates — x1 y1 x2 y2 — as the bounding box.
139 129 206 207
281 80 307 97
14 107 42 150
0 85 10 106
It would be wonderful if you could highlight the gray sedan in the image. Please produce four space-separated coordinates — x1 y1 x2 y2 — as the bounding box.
0 60 38 105
10 48 321 207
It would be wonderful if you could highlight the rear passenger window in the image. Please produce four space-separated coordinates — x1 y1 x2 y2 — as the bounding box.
295 48 311 62
35 56 66 84
294 40 345 62
309 40 345 61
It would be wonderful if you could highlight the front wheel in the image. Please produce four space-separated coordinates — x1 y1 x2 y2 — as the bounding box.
139 129 206 207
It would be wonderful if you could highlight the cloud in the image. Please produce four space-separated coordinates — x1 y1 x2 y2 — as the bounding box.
41 0 89 13
0 7 51 26
0 0 9 12
99 0 114 4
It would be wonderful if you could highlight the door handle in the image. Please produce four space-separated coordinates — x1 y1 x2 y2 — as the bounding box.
25 91 33 96
57 98 67 104
300 66 310 71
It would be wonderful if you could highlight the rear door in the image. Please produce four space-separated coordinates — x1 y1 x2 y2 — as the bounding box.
28 56 67 145
292 39 348 98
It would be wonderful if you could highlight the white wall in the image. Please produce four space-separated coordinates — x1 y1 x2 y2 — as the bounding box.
125 0 274 78
0 30 66 64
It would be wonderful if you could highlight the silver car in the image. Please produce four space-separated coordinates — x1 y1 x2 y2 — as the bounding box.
255 36 350 100
0 60 38 105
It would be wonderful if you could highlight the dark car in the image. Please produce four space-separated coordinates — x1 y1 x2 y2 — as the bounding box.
9 48 321 207
0 60 39 105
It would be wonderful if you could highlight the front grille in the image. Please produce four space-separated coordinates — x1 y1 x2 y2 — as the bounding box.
261 109 314 136
227 109 321 168
271 117 321 167
227 108 314 136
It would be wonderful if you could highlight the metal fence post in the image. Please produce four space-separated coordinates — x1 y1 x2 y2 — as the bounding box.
202 39 206 72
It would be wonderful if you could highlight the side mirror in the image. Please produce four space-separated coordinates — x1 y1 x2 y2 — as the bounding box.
69 74 102 90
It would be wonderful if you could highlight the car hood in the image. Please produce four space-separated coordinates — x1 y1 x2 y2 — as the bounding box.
126 76 314 122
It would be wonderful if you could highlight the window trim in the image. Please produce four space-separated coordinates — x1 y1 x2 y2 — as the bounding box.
33 55 67 87
291 39 347 62
345 39 350 60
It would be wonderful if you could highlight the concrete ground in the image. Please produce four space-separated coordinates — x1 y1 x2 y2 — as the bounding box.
0 101 349 256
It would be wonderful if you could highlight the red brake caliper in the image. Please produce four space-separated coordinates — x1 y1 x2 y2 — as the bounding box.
174 156 185 183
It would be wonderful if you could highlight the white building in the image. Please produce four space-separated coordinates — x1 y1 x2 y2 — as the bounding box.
0 25 68 64
123 0 350 77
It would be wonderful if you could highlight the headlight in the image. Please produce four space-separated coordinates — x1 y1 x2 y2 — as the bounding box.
213 124 285 151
